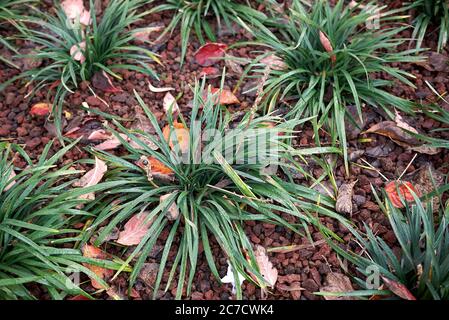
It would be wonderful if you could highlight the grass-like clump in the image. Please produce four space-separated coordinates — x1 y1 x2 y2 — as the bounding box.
83 81 349 299
250 0 424 170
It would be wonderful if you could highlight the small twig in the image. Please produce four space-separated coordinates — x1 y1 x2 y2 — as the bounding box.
267 239 325 253
88 85 110 108
398 153 417 181
360 158 389 182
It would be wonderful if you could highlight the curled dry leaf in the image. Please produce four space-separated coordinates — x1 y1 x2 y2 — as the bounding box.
4 168 16 192
162 121 190 153
138 262 159 287
163 92 179 115
335 181 357 215
260 54 287 71
116 211 154 246
395 112 418 134
381 276 416 300
364 113 439 155
93 134 128 150
70 41 86 64
224 54 247 75
276 282 303 299
81 244 113 289
365 120 417 145
384 180 419 209
160 193 180 221
92 71 122 93
136 155 174 182
254 245 278 288
411 164 445 211
87 129 112 141
208 87 240 105
89 128 158 152
73 157 107 200
30 102 52 117
132 25 165 43
320 273 356 300
319 31 336 64
61 0 91 25
194 42 228 66
148 81 174 93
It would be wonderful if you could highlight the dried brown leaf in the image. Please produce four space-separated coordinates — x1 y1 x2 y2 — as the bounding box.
254 245 278 287
335 181 357 215
81 244 113 289
320 273 356 300
160 193 179 221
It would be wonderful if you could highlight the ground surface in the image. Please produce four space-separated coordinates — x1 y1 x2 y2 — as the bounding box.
1 0 449 300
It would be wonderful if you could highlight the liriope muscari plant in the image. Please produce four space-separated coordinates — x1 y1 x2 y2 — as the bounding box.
249 0 424 172
82 80 349 299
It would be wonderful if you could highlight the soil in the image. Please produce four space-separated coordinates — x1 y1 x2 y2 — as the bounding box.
1 0 449 300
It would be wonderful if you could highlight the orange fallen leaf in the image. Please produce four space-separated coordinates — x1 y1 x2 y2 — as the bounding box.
30 103 52 117
209 87 240 105
162 121 190 153
81 244 113 289
384 181 419 208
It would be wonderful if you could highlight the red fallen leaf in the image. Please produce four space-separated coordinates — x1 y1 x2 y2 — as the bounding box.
319 31 336 64
91 71 122 93
384 181 419 208
68 295 91 300
116 211 154 246
381 276 416 300
30 103 52 116
81 244 113 289
199 67 220 78
194 43 228 66
209 87 240 105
